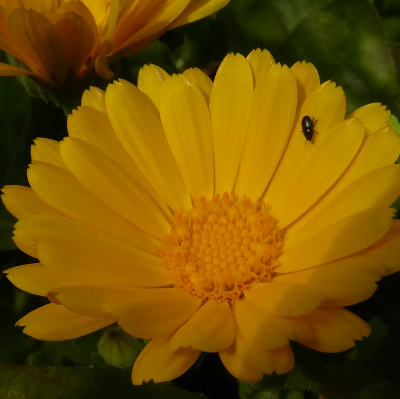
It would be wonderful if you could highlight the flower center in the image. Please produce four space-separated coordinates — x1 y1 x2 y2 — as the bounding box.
161 193 283 303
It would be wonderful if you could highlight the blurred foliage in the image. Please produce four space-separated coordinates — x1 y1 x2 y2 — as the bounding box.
1 0 400 398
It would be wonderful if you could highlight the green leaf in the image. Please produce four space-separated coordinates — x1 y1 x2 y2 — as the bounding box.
174 0 400 114
98 326 145 368
0 364 207 399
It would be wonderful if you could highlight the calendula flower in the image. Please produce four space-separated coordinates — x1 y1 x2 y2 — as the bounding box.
0 0 229 85
3 49 400 384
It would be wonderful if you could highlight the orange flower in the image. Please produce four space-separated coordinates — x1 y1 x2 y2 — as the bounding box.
0 0 229 85
3 49 400 384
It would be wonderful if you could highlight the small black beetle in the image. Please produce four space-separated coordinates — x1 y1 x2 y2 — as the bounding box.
301 115 318 143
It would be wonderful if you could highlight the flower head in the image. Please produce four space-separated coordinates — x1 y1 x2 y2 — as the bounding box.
0 0 229 84
3 49 400 384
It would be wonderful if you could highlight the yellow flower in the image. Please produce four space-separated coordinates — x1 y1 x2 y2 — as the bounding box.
3 49 400 384
0 0 229 84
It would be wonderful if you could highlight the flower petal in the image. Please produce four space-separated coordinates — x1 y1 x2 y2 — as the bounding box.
246 48 275 85
137 64 169 109
171 300 235 352
27 161 160 253
51 286 201 340
268 118 364 227
7 8 67 82
245 282 325 317
290 61 320 107
115 0 191 51
60 137 170 238
234 297 290 349
219 333 294 382
287 164 400 240
219 335 264 383
1 185 60 220
0 61 31 76
67 106 169 215
210 53 253 193
5 263 75 296
298 309 371 353
351 103 391 135
31 138 64 167
105 79 191 210
81 86 106 112
132 335 200 385
234 63 297 199
183 67 212 103
274 258 380 309
354 219 400 277
114 288 202 339
16 303 115 341
289 127 400 233
265 81 346 208
14 214 170 288
169 0 230 29
160 74 214 198
279 208 394 273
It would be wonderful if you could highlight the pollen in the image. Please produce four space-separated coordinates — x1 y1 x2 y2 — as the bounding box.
161 193 284 303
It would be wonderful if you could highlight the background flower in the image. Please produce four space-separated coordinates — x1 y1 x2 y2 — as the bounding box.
0 0 229 85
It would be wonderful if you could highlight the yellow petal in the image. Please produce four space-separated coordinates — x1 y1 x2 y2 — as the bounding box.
0 61 31 76
289 127 400 233
210 53 253 193
16 303 115 341
219 335 265 383
265 81 346 207
111 0 167 49
132 335 200 384
245 282 325 317
27 161 160 253
298 309 371 353
234 297 290 349
31 138 64 167
169 0 230 29
290 61 320 107
114 288 202 339
171 300 235 352
268 118 364 227
14 214 170 288
219 334 294 382
354 220 400 277
273 345 295 375
105 79 191 210
183 67 212 103
67 106 169 215
49 285 127 318
81 86 106 112
279 208 394 273
47 284 201 340
5 263 75 296
246 48 275 85
115 0 191 50
137 64 169 109
1 185 60 220
160 74 214 198
274 258 380 308
287 164 400 240
351 103 390 135
234 63 297 199
60 137 170 238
